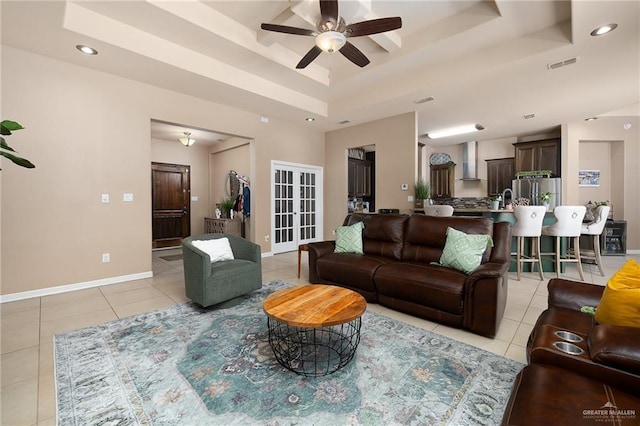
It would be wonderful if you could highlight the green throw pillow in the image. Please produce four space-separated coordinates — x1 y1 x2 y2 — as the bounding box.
334 221 365 254
438 227 493 274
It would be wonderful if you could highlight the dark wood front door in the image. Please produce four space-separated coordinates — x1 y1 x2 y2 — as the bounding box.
152 162 190 249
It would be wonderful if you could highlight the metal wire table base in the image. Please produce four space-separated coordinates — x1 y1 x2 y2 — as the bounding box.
267 318 362 376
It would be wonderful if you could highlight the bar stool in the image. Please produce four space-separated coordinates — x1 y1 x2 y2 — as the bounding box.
541 205 587 281
511 206 547 281
423 205 454 217
580 205 610 276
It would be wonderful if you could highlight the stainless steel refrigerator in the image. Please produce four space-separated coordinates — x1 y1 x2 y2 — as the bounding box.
512 178 562 209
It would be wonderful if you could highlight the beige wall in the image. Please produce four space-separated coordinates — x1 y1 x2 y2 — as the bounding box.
1 46 323 297
563 116 639 251
324 112 417 238
209 139 251 239
151 138 211 236
577 141 614 208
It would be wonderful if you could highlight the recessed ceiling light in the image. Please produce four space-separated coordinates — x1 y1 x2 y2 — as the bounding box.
305 117 315 122
585 117 598 121
76 44 98 55
590 23 618 36
426 124 484 139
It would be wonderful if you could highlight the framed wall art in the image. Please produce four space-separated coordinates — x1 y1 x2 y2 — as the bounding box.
578 169 600 187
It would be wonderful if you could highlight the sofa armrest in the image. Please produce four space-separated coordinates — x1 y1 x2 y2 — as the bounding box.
548 279 604 311
226 234 261 265
307 241 335 283
589 325 640 376
182 237 213 280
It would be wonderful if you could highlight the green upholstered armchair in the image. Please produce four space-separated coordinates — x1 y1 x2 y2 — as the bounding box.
182 233 262 307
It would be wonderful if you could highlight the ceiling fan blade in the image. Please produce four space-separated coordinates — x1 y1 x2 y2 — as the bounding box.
346 17 402 37
296 46 323 69
320 0 339 23
260 23 315 36
339 41 370 67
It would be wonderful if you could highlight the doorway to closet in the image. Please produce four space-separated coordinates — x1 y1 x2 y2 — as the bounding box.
271 161 323 254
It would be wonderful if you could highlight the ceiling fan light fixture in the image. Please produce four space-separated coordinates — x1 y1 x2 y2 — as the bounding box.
426 124 484 139
178 131 195 146
315 31 346 53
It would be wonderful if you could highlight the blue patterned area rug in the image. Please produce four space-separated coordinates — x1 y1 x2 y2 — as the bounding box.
55 281 523 425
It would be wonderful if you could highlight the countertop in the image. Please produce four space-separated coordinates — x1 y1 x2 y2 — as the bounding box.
453 208 515 213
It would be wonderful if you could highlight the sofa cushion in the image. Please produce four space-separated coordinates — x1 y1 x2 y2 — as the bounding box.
595 259 640 327
402 215 494 264
315 253 390 296
346 213 408 260
375 262 466 314
438 227 493 274
334 221 365 254
502 364 640 426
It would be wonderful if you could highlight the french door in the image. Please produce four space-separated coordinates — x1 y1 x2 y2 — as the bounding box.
271 161 323 254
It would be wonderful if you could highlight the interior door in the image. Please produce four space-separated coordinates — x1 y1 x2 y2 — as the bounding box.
151 162 190 249
271 162 323 254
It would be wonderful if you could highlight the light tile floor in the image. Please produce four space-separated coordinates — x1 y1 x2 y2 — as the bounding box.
1 249 637 425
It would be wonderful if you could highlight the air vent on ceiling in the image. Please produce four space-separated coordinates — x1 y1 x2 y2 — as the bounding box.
523 113 536 120
414 96 435 104
338 120 351 125
547 57 578 70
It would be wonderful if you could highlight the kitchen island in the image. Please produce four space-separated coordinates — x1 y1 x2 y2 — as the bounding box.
452 208 562 273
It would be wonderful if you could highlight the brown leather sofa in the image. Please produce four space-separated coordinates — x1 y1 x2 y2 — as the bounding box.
502 278 640 425
307 213 511 338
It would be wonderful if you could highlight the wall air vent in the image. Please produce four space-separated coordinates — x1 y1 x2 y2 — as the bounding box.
523 113 536 120
547 57 578 70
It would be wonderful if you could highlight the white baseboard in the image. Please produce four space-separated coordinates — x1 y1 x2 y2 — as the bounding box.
626 249 640 255
0 271 154 304
261 252 274 258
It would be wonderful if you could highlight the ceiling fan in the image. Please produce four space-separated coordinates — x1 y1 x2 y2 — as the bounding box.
260 0 402 69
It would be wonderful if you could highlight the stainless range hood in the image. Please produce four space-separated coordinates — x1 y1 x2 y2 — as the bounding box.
461 141 480 180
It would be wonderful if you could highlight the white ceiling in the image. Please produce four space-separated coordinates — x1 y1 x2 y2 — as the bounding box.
2 0 639 146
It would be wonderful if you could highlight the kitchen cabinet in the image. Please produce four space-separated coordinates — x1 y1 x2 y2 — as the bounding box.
348 158 371 197
514 138 560 177
430 162 455 198
486 157 515 196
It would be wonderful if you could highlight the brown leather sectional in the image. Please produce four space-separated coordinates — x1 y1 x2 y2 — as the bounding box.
502 278 640 425
307 213 512 338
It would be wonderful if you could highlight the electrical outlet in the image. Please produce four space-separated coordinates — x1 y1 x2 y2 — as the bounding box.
408 195 414 202
102 253 110 263
264 235 270 242
101 194 109 203
123 193 134 202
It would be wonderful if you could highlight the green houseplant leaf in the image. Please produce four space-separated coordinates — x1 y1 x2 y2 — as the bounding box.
0 120 35 170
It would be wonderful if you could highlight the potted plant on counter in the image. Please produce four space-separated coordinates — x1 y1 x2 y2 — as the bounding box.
490 195 501 210
219 196 236 219
414 178 431 209
540 192 552 210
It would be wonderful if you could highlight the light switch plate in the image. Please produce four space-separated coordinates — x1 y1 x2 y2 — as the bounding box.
191 196 199 201
408 195 414 202
123 193 134 202
101 194 109 203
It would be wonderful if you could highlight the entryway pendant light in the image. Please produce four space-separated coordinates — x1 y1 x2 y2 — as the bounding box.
179 131 195 147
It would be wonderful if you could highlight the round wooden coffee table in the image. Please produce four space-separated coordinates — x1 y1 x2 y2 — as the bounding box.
263 285 367 376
